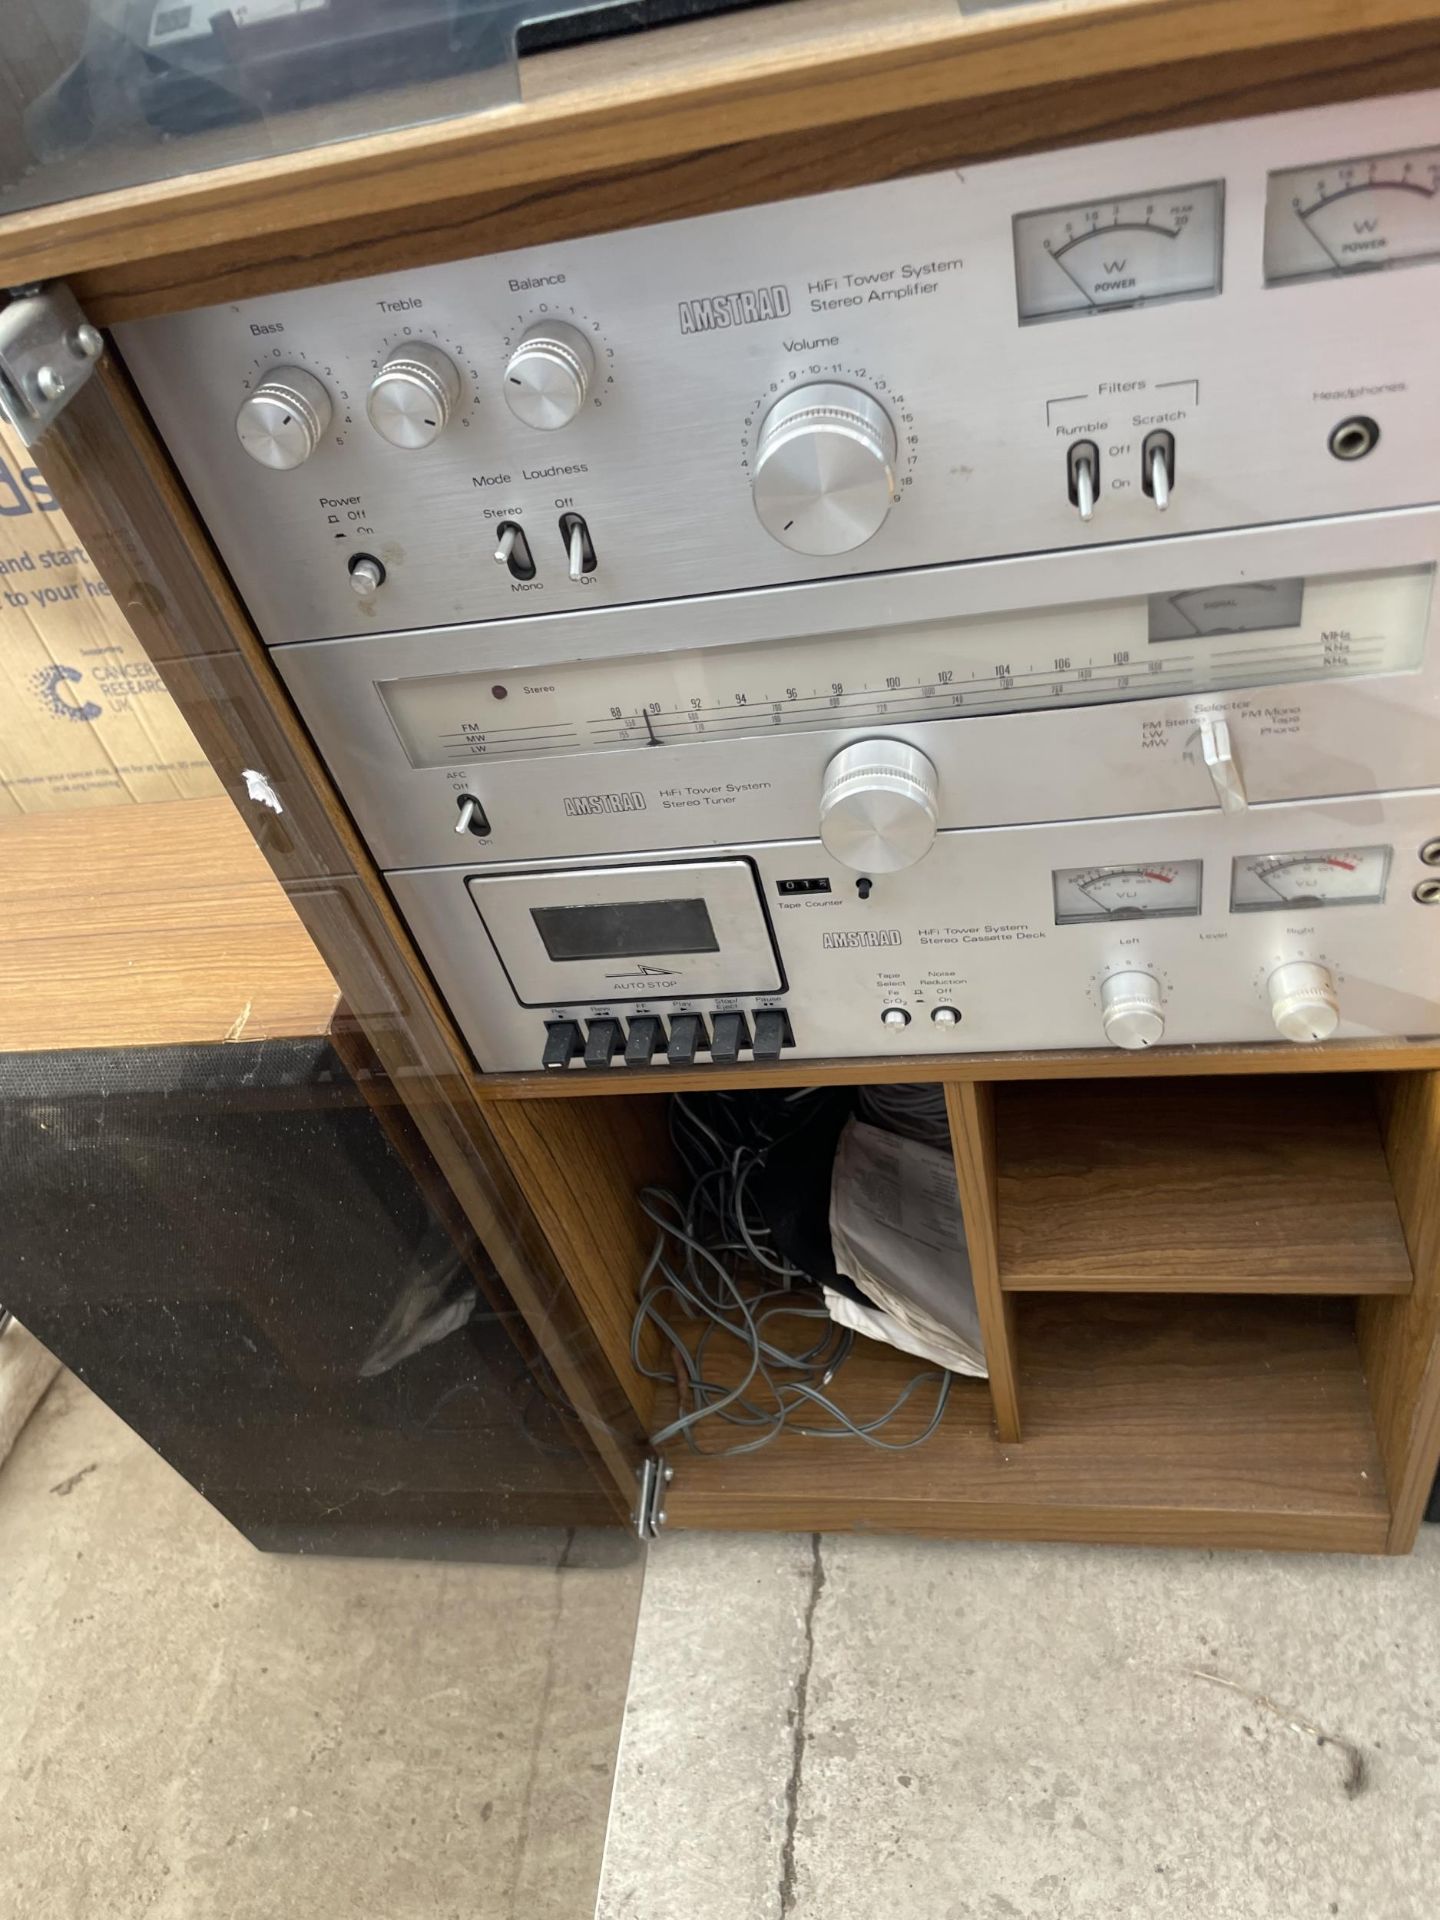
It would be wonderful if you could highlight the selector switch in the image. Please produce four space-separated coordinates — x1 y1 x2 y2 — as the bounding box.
1068 440 1099 522
710 1012 750 1064
366 345 461 450
583 1018 624 1069
625 1016 665 1068
542 1020 582 1070
493 521 536 580
667 1014 707 1065
752 1010 790 1060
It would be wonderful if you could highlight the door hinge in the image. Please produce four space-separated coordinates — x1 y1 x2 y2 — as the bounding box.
632 1455 672 1541
0 285 103 447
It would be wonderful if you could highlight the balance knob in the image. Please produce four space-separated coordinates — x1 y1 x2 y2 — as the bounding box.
503 322 595 430
366 345 461 449
752 381 898 555
819 739 938 874
234 367 332 469
1100 970 1166 1051
1268 960 1340 1043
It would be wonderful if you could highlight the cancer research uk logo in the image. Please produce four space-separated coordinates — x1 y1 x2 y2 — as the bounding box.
29 662 103 723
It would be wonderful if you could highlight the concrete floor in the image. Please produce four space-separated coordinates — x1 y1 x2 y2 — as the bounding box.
0 1368 642 1920
598 1530 1440 1920
6 1374 1440 1920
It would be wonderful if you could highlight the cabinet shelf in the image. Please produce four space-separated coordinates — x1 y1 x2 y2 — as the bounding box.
662 1295 1389 1551
994 1077 1413 1296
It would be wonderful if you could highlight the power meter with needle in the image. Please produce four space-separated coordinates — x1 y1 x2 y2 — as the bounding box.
1012 181 1224 322
1264 145 1440 284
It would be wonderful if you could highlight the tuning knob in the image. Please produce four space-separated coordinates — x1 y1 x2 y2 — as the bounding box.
819 739 938 874
1268 960 1340 1043
235 367 332 469
503 322 595 430
366 345 461 449
752 381 898 554
1100 970 1166 1051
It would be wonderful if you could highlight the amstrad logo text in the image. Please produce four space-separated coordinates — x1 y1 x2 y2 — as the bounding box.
677 286 792 334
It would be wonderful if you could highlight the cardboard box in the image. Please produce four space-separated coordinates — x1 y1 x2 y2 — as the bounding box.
0 421 222 814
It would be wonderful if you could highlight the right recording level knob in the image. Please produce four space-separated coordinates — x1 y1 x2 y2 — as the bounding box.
1100 970 1166 1051
819 739 938 874
503 322 595 430
235 367 332 469
1268 961 1340 1044
752 381 898 554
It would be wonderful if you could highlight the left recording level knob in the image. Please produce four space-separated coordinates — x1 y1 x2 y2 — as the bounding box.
235 368 332 469
367 345 461 449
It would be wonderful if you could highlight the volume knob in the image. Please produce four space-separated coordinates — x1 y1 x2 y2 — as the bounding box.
503 322 595 430
752 381 898 555
235 367 332 470
819 739 938 874
367 345 461 449
1268 960 1340 1043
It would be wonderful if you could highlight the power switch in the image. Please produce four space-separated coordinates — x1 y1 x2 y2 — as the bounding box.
710 1012 750 1064
583 1019 623 1069
752 1010 790 1060
542 1020 581 1070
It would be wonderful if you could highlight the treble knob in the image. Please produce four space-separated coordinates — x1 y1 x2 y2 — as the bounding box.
752 381 898 555
819 739 938 874
235 367 332 469
503 322 595 431
366 345 461 449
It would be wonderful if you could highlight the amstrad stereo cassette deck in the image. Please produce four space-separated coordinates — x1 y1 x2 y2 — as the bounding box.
116 92 1440 1071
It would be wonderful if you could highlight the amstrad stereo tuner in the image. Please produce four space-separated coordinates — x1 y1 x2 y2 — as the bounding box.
118 94 1440 1072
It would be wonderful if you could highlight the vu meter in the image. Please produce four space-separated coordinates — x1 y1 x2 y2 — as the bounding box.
1230 845 1391 910
1052 860 1203 924
1264 145 1440 283
1012 180 1224 321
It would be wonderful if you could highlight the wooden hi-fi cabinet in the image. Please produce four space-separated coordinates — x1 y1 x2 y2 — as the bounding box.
6 0 1440 1553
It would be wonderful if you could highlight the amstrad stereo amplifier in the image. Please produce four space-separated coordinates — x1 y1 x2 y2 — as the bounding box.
117 94 1440 1072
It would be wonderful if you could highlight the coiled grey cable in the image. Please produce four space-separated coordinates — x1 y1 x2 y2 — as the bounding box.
631 1090 952 1456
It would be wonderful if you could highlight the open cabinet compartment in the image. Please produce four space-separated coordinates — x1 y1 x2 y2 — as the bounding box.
481 1068 1440 1554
